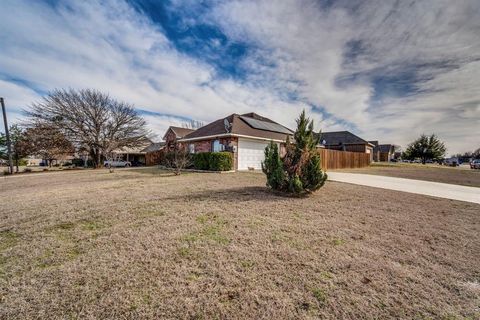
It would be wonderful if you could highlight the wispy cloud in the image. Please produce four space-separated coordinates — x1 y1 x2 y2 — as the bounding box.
0 0 310 136
1 0 479 154
202 0 480 153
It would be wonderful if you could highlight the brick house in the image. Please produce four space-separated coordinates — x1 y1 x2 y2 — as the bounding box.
163 126 196 151
369 141 399 162
317 131 375 162
174 113 293 171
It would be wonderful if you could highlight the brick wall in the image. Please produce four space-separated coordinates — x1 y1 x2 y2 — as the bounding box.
186 137 238 170
164 130 178 151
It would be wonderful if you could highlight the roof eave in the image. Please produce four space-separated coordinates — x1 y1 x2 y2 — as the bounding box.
178 133 287 143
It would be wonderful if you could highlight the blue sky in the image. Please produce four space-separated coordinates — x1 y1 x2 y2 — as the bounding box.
1 0 479 154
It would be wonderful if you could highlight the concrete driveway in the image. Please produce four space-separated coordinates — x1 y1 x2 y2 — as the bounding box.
328 172 480 204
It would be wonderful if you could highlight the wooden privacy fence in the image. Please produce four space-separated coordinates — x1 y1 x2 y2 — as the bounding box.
147 148 370 170
317 148 371 170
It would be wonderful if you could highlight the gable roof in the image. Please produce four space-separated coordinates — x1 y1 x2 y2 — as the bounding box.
180 113 293 142
163 126 196 140
378 144 397 153
141 142 166 153
318 131 373 146
115 139 153 154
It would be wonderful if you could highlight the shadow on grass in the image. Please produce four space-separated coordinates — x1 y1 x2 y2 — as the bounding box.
163 185 307 202
123 167 180 176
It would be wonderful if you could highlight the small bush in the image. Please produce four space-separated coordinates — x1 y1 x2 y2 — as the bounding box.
163 151 176 167
23 168 32 173
192 152 232 171
193 152 209 170
72 158 93 167
208 152 232 171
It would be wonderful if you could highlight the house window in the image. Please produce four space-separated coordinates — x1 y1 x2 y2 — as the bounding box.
189 144 195 154
212 140 224 152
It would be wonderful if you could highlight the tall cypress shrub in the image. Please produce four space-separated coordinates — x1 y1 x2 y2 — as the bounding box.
262 110 327 194
262 142 285 190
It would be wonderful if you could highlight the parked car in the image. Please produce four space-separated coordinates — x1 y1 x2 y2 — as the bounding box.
471 159 480 169
444 158 459 167
104 160 131 168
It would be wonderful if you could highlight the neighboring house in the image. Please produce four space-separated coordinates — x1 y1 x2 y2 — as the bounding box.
26 155 75 166
377 144 399 162
369 141 380 162
143 142 166 166
113 140 153 166
163 126 196 151
177 112 293 170
142 142 166 153
318 131 375 161
369 141 399 162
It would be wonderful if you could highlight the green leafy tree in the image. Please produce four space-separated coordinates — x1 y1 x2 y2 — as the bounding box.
473 148 480 159
0 125 30 172
403 134 446 164
0 134 6 159
262 110 327 194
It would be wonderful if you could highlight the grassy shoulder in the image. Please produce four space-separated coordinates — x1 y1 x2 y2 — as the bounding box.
338 162 480 187
0 169 478 319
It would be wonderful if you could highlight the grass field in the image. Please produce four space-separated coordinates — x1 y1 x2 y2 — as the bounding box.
0 168 479 319
340 163 480 187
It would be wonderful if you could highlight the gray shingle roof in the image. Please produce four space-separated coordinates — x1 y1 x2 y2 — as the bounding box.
318 131 371 146
168 126 196 139
378 144 395 153
141 142 166 153
181 113 293 141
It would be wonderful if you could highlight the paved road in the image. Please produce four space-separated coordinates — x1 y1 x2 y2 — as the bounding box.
328 172 480 204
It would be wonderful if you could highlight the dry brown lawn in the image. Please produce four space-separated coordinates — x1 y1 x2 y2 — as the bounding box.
0 168 479 319
340 163 480 188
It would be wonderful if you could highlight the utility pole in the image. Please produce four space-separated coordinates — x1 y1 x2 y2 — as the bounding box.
1 97 14 174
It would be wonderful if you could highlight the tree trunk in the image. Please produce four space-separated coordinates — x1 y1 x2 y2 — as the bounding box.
90 149 100 168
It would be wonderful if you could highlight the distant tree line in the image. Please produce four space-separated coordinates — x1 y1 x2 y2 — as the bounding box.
452 148 480 160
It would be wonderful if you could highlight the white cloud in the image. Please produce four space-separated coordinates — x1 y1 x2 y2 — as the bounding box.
205 0 480 154
0 80 40 123
0 0 307 140
1 0 479 154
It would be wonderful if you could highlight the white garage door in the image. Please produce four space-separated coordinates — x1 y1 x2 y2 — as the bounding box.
237 138 271 170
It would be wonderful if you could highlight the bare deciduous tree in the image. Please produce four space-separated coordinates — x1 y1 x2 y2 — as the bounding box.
166 149 191 175
23 123 75 167
182 119 204 129
26 88 150 168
